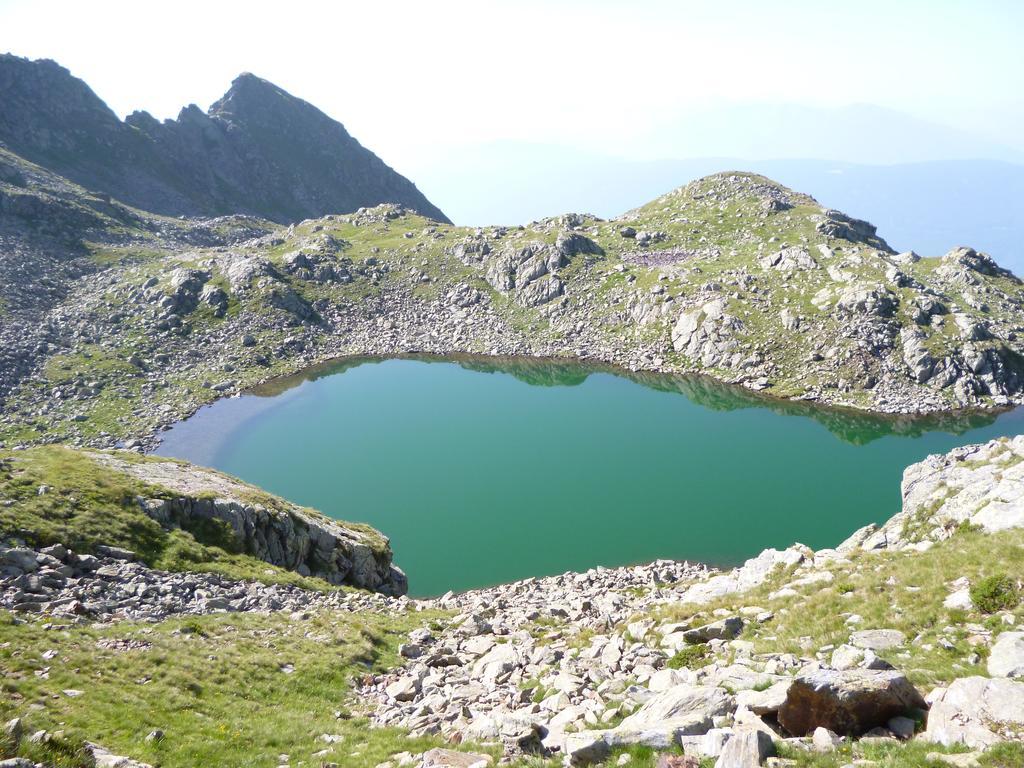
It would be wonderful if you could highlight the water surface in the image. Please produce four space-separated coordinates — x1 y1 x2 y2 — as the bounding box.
156 357 1024 595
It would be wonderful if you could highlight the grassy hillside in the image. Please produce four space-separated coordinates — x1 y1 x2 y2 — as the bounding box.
0 446 374 589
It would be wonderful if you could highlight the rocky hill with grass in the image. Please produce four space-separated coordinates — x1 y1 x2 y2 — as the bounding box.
2 437 1023 768
2 154 1024 450
0 54 449 224
2 61 1024 768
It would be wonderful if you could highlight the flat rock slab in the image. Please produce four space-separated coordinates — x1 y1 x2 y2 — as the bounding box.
422 749 492 768
714 729 774 768
849 629 906 650
988 631 1024 678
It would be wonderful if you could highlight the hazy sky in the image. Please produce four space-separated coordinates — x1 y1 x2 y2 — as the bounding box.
1 0 1021 169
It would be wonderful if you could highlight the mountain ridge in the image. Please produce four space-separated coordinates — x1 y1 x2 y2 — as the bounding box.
0 54 449 224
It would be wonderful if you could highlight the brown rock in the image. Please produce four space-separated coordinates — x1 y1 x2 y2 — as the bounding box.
657 756 701 768
777 669 925 737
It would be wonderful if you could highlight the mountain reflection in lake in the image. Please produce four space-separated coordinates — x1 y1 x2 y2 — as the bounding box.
157 356 1023 595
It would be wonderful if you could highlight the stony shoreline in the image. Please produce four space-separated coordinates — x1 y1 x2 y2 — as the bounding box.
4 438 1024 767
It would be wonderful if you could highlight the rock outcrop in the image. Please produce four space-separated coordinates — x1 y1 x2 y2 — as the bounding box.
87 451 407 594
844 435 1024 552
923 676 1024 748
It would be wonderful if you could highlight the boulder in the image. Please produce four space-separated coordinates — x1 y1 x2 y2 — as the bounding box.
923 676 1024 748
988 631 1024 678
562 732 611 766
421 749 492 768
683 616 743 644
714 729 774 768
829 644 892 671
776 669 925 737
849 629 905 651
87 743 155 768
735 680 791 715
617 684 734 738
811 726 842 751
758 246 816 271
385 675 421 702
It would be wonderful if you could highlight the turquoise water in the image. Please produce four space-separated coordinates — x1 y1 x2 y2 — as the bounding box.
155 357 1024 596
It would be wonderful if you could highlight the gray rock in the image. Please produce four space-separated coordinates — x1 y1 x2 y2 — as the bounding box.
617 683 735 737
684 616 744 644
988 631 1024 678
849 629 905 651
0 547 38 573
421 748 492 767
811 726 842 751
923 676 1024 748
385 675 421 702
714 729 774 768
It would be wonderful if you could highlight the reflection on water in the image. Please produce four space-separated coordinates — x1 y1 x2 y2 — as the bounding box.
249 354 1002 446
158 354 1022 595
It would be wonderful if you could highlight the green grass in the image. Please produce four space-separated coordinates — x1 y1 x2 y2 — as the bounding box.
775 737 1024 768
0 446 348 589
645 525 1024 689
0 608 473 768
666 643 711 669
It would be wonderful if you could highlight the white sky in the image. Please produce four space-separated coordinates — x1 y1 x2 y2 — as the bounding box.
2 0 1021 169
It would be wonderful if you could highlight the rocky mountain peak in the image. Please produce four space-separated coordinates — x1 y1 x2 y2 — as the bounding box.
0 54 449 224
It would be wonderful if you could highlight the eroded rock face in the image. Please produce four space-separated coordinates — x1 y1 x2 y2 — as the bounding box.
758 246 817 272
816 209 889 248
671 299 745 368
88 451 407 595
776 669 925 737
836 285 897 318
483 241 568 307
852 436 1024 551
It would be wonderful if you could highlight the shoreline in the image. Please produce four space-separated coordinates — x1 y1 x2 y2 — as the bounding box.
139 349 1020 457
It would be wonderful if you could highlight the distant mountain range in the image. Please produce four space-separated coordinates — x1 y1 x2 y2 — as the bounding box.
407 146 1024 272
0 54 449 223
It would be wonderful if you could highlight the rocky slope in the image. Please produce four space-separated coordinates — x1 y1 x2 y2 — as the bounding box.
0 54 449 223
2 439 1023 768
0 445 406 595
2 161 1024 449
